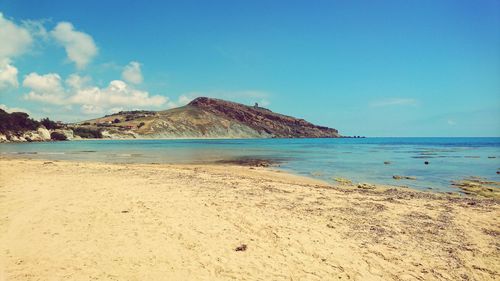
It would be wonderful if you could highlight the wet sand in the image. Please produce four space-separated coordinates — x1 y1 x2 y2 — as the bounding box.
0 158 499 280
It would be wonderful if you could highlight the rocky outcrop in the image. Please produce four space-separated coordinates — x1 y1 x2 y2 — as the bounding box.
188 97 340 138
37 127 51 140
1 127 72 143
54 129 75 140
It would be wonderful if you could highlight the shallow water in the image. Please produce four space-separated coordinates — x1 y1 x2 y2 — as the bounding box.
1 137 499 192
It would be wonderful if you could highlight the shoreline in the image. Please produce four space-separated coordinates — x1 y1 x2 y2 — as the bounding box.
1 158 499 280
1 153 499 197
1 152 499 197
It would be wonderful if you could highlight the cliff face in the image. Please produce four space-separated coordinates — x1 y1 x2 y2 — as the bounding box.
188 97 340 138
73 97 340 139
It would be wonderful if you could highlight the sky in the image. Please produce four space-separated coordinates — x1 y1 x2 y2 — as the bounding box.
0 0 499 137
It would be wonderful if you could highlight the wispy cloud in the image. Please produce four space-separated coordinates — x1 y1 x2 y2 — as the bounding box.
51 22 98 69
370 98 419 107
122 61 143 84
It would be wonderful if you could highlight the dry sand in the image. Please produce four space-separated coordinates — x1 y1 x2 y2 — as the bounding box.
0 158 498 280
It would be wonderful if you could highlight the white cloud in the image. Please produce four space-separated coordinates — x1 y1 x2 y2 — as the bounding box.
65 73 91 90
81 104 104 115
69 80 166 110
0 103 30 114
122 61 143 84
0 14 50 92
0 13 33 60
51 22 98 69
23 72 66 104
160 95 193 109
0 60 19 89
177 95 193 105
370 98 418 107
23 72 167 115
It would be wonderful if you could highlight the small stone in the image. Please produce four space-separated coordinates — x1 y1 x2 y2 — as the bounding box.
235 244 247 251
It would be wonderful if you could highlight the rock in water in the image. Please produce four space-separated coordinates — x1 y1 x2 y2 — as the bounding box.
333 177 352 185
393 175 417 180
451 177 500 198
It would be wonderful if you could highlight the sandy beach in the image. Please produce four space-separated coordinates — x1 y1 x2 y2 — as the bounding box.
0 158 498 280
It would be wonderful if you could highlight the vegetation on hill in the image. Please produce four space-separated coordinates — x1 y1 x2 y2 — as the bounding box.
40 118 60 130
0 109 59 134
73 127 103 138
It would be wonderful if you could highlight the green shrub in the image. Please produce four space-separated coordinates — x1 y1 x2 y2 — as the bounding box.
0 109 40 134
73 127 102 138
40 118 59 130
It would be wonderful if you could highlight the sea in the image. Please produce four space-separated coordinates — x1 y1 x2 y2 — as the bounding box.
1 137 499 193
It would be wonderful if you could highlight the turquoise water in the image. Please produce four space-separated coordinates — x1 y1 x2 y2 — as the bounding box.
1 138 499 192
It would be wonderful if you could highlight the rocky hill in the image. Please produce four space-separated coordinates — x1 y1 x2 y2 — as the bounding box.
74 97 340 139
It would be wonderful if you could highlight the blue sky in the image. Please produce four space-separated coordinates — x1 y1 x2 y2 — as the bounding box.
0 0 499 136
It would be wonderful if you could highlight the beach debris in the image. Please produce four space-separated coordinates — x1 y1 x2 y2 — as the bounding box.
357 183 376 190
384 161 391 165
235 244 247 252
121 210 130 213
424 161 429 165
333 177 352 185
43 161 54 165
451 177 500 199
482 228 500 237
393 175 417 180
